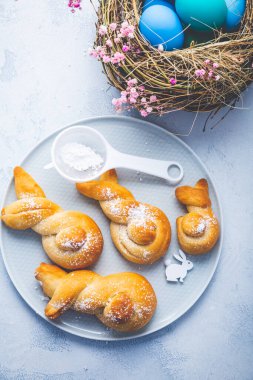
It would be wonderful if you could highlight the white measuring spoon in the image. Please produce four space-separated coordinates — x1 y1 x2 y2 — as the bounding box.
46 126 184 185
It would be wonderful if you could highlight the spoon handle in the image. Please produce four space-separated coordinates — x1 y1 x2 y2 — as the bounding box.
108 150 184 185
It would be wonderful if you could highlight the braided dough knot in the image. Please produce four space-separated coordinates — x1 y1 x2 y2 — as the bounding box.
1 167 103 269
35 262 157 332
77 170 171 264
176 179 220 255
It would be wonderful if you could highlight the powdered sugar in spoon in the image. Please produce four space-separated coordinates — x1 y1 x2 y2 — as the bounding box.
45 126 184 185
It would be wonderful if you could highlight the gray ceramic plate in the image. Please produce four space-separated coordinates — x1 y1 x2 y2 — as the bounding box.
0 116 223 341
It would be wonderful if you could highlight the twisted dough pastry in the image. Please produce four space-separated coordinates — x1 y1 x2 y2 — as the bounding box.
35 262 157 332
1 167 103 269
175 179 220 255
76 169 171 264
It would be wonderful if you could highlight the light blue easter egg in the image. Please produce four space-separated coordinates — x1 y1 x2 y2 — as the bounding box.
143 0 174 10
139 4 184 51
225 0 246 30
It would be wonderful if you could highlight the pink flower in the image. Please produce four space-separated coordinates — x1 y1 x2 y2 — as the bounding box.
195 69 206 78
208 70 214 78
111 76 150 116
106 39 113 48
98 50 105 58
140 110 148 117
121 21 129 29
112 97 124 111
127 78 138 86
96 46 103 53
114 51 125 60
112 98 118 106
122 45 130 53
150 95 157 102
204 59 211 65
111 51 125 64
215 75 221 81
102 55 111 63
114 37 121 44
95 46 106 58
109 23 117 31
88 48 98 58
112 98 121 108
68 0 81 9
170 77 177 85
213 62 219 68
120 95 127 103
130 91 139 99
99 25 107 36
120 22 135 38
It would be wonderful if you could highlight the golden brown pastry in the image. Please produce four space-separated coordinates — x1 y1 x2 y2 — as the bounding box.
1 167 103 269
35 262 157 332
76 169 171 265
175 179 220 255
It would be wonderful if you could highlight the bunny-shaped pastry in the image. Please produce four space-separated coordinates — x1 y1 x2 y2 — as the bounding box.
1 167 103 269
164 250 193 283
76 169 171 265
35 262 157 332
175 179 220 255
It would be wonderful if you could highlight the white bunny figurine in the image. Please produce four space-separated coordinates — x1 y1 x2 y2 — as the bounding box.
164 250 193 283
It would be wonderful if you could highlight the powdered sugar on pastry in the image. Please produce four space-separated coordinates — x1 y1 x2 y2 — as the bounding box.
128 204 155 226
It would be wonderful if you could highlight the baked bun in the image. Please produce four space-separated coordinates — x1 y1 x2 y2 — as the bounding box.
76 169 171 264
35 262 157 332
175 179 220 255
1 167 103 269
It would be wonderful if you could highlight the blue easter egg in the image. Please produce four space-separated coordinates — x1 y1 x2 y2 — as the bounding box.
225 0 246 30
143 0 174 10
139 4 184 51
175 0 227 32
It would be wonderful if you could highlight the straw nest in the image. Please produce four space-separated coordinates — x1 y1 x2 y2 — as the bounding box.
95 0 253 114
